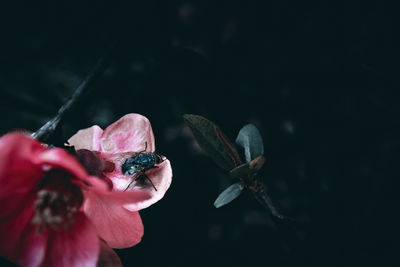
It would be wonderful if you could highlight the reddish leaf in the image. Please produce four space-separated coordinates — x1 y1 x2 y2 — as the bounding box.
229 155 266 181
183 114 241 171
214 126 242 167
249 155 266 172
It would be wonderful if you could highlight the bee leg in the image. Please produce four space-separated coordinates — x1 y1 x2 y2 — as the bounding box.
124 177 135 191
125 171 158 191
141 173 158 191
137 142 148 154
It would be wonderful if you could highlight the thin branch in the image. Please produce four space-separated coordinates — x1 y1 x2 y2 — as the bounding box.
252 187 285 219
31 51 113 142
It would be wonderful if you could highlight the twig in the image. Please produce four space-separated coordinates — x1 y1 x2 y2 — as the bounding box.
252 187 285 219
241 172 286 219
31 51 113 142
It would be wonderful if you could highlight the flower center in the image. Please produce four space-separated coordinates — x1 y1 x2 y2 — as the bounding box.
31 169 83 231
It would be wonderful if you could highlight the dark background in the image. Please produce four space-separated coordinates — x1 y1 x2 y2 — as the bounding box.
1 1 399 266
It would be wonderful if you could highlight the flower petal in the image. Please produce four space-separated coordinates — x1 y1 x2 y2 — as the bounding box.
0 133 108 207
100 114 155 153
75 149 115 178
68 125 103 151
124 159 173 211
43 212 100 267
83 191 144 249
88 182 153 207
1 202 100 267
36 148 88 179
19 228 47 267
97 240 122 267
0 199 47 267
0 134 45 218
37 149 111 191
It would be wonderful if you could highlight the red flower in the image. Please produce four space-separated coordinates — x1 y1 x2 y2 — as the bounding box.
0 133 120 267
68 113 173 248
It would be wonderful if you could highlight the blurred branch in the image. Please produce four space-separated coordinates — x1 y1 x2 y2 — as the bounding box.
31 49 114 143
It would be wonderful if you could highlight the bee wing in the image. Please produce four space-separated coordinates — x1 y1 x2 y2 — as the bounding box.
108 151 140 164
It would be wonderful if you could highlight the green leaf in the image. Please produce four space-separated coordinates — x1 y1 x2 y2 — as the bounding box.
236 124 264 163
214 182 245 208
183 114 241 170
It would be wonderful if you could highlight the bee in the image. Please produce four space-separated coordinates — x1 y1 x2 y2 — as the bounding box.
121 142 164 191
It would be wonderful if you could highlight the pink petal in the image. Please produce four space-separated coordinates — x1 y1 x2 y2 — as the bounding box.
123 159 173 211
84 175 113 192
97 241 122 267
1 205 100 267
36 148 88 179
0 198 47 267
38 149 111 191
0 134 45 218
83 190 144 249
43 212 100 267
75 149 115 178
0 133 109 218
68 125 103 151
100 114 155 154
88 182 153 207
19 230 47 267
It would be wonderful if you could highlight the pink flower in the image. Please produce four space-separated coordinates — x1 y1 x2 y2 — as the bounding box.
0 133 120 267
68 113 172 248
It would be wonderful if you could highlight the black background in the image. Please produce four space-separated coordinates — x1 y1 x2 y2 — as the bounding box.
1 1 399 266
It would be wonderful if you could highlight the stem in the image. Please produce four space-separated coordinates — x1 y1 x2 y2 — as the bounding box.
31 52 113 142
246 174 286 219
252 188 285 219
250 178 306 265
